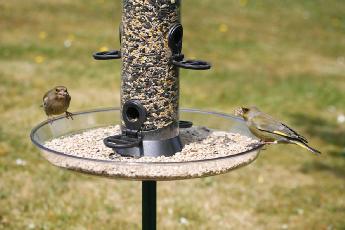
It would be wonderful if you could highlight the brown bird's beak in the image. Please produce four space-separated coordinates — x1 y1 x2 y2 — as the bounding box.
57 91 68 98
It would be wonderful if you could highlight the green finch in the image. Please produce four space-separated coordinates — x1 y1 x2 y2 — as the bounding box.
234 106 320 154
42 86 73 122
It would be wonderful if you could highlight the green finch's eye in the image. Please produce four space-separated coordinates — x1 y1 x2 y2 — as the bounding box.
242 107 249 113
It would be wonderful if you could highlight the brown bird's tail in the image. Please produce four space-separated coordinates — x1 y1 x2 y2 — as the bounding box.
289 139 321 155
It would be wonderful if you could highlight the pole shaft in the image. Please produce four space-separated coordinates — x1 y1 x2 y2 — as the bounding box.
142 181 157 230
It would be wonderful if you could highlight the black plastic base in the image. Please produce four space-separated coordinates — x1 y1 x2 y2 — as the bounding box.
116 135 182 158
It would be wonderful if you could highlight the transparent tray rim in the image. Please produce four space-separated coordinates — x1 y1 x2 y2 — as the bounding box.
30 107 263 165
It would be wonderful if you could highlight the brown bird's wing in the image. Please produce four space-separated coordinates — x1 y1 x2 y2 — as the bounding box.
42 89 53 108
66 93 71 106
42 89 51 101
43 95 48 107
251 113 308 143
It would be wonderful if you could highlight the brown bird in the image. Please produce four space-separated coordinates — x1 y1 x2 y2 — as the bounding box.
42 86 73 123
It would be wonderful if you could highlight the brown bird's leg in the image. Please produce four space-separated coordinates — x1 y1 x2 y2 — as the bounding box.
65 111 73 120
47 116 53 125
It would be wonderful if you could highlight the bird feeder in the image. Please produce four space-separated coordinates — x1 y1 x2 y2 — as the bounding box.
30 1 263 229
98 0 211 158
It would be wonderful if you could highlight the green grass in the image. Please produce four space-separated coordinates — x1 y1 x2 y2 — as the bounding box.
1 0 345 229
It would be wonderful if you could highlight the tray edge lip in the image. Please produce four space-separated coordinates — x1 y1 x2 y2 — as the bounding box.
30 107 264 165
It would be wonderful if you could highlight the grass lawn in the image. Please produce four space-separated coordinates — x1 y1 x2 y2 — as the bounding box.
1 0 345 229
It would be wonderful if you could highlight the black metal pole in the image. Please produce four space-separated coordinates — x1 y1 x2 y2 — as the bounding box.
142 181 157 230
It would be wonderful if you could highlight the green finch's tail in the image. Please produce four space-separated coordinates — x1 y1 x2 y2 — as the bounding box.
289 139 321 155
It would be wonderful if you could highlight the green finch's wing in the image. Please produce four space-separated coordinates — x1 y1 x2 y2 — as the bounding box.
251 113 308 143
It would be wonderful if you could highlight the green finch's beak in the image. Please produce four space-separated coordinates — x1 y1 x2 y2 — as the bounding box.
234 107 244 117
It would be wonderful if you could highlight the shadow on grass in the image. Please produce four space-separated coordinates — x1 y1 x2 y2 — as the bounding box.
289 113 345 152
300 161 345 179
289 113 345 178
